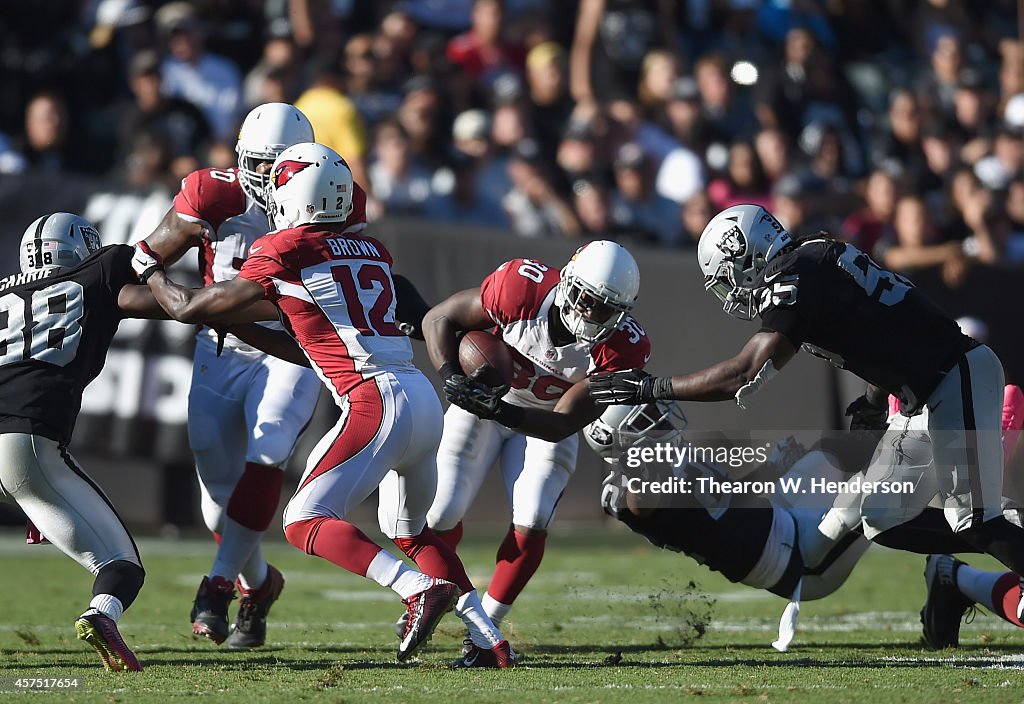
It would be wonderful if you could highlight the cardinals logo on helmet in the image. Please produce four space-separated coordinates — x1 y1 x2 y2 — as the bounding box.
272 160 313 189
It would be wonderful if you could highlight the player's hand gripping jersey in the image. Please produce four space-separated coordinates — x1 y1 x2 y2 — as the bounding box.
480 258 650 409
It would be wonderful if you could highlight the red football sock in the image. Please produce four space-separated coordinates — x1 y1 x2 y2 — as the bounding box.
486 525 546 605
284 517 382 576
227 463 284 531
393 528 472 593
991 572 1024 627
435 521 464 552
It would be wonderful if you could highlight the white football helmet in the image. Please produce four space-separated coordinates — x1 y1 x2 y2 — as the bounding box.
555 240 640 343
584 401 687 463
697 204 792 321
236 103 315 209
265 143 354 229
20 212 102 274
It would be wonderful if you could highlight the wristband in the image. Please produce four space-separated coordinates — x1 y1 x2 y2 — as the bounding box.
493 401 525 428
651 376 675 400
439 361 462 382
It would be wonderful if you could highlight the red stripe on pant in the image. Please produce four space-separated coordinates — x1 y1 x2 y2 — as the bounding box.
299 379 384 492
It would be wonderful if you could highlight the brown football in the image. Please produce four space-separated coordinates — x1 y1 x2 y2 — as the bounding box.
458 330 514 387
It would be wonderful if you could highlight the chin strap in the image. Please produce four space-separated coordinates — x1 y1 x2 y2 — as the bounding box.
735 359 778 409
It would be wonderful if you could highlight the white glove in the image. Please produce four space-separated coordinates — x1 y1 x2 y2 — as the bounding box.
131 241 164 283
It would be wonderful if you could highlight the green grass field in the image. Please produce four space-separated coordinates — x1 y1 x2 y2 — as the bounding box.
1 524 1023 703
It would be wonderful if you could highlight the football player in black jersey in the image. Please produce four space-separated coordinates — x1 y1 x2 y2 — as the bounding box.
0 213 227 672
590 203 1024 626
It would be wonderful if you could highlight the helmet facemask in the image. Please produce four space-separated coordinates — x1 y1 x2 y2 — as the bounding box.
558 275 632 343
237 143 284 210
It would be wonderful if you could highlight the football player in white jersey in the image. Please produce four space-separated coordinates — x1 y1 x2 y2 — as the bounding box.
142 103 329 648
418 242 651 635
133 143 515 667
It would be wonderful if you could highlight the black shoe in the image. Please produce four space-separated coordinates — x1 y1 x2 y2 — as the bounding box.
226 565 285 649
191 576 236 645
920 554 974 648
397 579 460 662
450 639 516 669
395 609 409 639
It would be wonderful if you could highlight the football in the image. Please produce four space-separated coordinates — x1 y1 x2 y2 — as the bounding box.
458 330 514 387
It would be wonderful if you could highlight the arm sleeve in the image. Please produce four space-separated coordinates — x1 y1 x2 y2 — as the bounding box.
393 274 431 340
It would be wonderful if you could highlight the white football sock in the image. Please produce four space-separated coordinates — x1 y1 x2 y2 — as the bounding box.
88 594 124 624
481 591 512 627
210 518 263 582
456 590 502 647
238 545 268 592
365 550 433 599
955 564 1001 610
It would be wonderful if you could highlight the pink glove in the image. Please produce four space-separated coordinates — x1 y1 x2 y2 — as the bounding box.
1003 385 1024 467
25 519 48 545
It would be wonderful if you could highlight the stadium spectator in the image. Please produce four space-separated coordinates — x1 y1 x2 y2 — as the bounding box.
447 0 526 93
878 193 968 288
570 0 678 104
395 76 447 169
679 190 713 248
343 34 403 130
502 139 580 238
840 169 898 255
914 30 965 128
637 49 681 119
19 91 75 174
294 62 370 191
661 76 710 153
608 142 680 246
243 33 301 109
753 126 793 186
368 119 434 216
694 52 759 145
706 140 772 212
120 49 210 184
426 155 511 228
524 42 573 161
156 2 243 144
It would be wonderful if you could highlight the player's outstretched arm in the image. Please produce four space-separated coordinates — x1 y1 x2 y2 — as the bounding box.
146 269 265 324
141 206 206 266
590 332 796 406
116 284 172 320
488 378 603 443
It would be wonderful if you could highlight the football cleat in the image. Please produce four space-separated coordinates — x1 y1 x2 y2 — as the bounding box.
397 578 460 662
225 564 285 649
920 554 974 648
75 610 142 673
190 575 236 645
450 639 516 669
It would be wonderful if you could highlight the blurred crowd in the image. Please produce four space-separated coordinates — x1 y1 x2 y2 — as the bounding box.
2 0 1024 284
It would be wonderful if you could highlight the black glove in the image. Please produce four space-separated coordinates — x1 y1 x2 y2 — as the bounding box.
845 394 888 431
443 367 510 420
589 369 673 405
